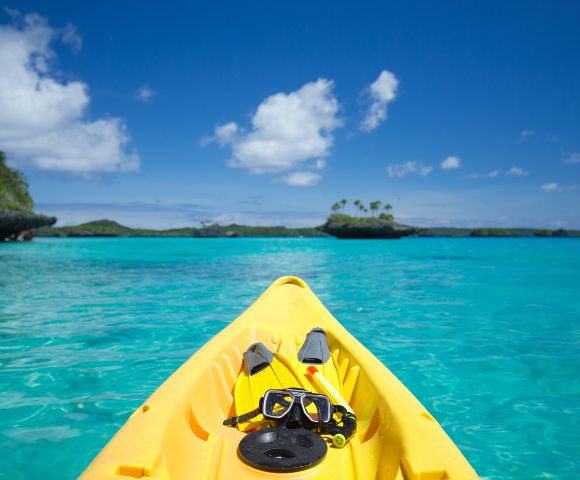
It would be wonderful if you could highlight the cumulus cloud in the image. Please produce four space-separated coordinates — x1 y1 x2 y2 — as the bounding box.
0 11 138 174
565 152 580 164
507 166 530 176
212 79 340 180
487 170 500 178
540 183 576 192
360 70 399 132
387 161 432 178
135 85 155 103
282 171 322 187
440 156 461 170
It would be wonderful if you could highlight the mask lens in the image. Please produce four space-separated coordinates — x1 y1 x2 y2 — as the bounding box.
301 394 331 423
264 391 294 418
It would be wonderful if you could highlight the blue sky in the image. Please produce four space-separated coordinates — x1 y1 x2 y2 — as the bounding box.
1 1 579 228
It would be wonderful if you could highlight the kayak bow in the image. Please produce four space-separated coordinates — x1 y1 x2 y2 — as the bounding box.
81 276 478 479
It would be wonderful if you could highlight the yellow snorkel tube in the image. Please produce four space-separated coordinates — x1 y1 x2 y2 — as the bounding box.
307 366 357 447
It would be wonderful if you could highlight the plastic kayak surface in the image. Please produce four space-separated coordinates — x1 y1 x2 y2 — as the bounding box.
80 277 479 479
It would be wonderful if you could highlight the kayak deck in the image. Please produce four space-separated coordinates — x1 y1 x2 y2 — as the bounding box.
81 277 478 479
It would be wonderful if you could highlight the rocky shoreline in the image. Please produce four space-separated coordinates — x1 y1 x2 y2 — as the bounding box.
0 213 57 242
321 218 418 239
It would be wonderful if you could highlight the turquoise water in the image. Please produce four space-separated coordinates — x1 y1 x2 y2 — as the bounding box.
0 238 579 479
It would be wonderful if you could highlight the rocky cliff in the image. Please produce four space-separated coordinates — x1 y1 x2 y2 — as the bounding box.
322 215 418 239
0 151 56 241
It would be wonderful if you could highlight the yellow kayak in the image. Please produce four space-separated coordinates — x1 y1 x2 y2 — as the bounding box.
81 276 479 479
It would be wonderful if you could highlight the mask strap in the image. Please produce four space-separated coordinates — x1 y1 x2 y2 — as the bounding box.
223 406 261 427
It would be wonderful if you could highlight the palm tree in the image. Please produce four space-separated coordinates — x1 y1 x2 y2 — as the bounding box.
331 202 341 213
340 198 347 212
369 200 382 217
353 199 361 217
380 203 394 222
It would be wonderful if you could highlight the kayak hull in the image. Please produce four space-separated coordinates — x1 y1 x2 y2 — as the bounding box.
81 276 478 479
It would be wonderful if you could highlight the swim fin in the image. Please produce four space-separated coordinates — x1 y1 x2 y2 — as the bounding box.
290 328 343 395
233 342 301 431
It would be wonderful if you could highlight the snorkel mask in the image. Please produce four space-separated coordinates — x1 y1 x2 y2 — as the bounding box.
263 388 332 429
224 388 330 429
224 387 356 444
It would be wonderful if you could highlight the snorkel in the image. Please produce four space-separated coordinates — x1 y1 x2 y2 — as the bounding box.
306 366 357 447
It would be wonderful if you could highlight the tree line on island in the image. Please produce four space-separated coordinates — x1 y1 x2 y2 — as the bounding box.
329 199 394 222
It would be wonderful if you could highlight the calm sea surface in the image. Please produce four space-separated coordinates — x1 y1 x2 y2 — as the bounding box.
0 237 579 479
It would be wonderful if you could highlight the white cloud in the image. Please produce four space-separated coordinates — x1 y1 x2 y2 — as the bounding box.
387 161 432 178
360 70 399 132
0 11 138 174
540 183 576 192
519 129 534 139
314 158 326 170
565 152 580 164
214 122 239 146
282 171 322 187
464 170 500 180
540 183 557 192
213 78 340 177
507 166 530 176
441 156 461 170
135 85 155 103
61 23 82 53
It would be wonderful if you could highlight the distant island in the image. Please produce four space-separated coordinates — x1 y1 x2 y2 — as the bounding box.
321 199 416 239
320 199 579 239
37 220 327 238
36 219 580 239
0 151 56 241
2 159 578 241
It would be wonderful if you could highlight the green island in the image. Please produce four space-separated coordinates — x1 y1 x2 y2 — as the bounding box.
321 199 416 238
0 151 56 241
320 199 579 238
38 220 326 238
